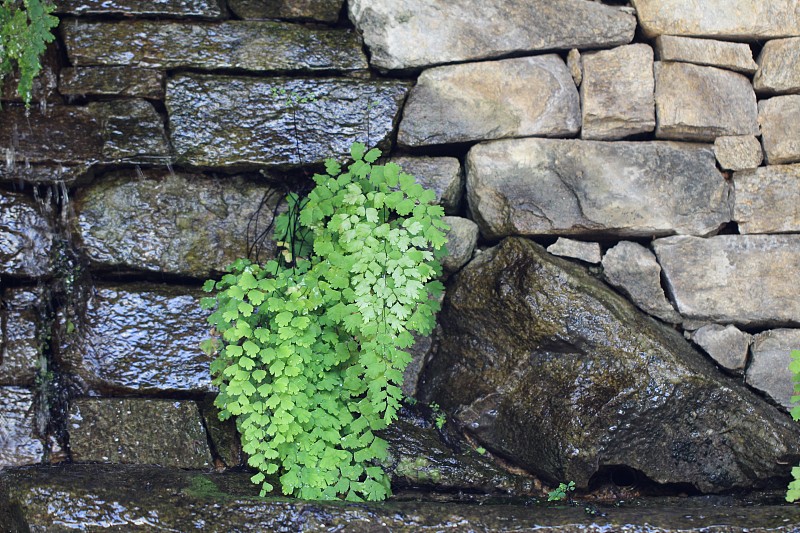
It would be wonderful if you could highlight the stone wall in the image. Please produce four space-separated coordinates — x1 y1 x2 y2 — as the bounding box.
1 0 799 489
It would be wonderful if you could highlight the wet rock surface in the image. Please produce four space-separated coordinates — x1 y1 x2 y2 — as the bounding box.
580 44 655 140
63 21 366 73
59 67 166 99
466 139 731 240
746 329 800 410
74 170 281 277
420 238 800 492
55 0 224 17
755 37 800 95
229 0 343 22
654 36 758 74
734 163 800 233
654 62 758 142
0 288 43 386
0 100 171 166
0 190 53 279
398 56 580 147
167 74 409 168
348 0 635 71
654 235 800 327
68 398 212 468
58 283 212 395
0 164 91 186
631 0 800 39
0 387 44 467
4 464 800 532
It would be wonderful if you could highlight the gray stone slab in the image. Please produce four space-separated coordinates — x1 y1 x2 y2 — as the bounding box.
55 0 224 17
466 139 731 240
734 163 800 233
0 191 53 279
755 37 800 94
59 67 165 100
398 56 580 147
601 241 682 324
74 170 281 277
655 35 758 74
167 74 409 168
389 157 463 215
714 135 763 171
0 387 43 467
0 289 42 386
747 329 800 410
62 21 366 73
631 0 800 40
58 284 213 395
580 44 655 140
758 95 800 165
654 62 758 142
691 324 751 372
229 0 342 22
441 216 478 273
68 399 212 468
653 234 800 327
547 238 602 264
348 0 635 70
0 100 170 166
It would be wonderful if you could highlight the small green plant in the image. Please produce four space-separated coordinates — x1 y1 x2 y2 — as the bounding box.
429 402 446 429
0 0 59 106
786 350 800 502
475 446 486 455
547 481 575 502
202 142 448 501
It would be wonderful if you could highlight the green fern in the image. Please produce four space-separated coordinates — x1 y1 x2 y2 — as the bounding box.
0 0 59 106
787 350 800 502
203 142 448 501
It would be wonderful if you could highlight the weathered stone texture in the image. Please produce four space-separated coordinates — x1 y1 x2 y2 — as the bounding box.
0 191 53 279
398 56 580 147
0 289 42 386
420 238 799 492
734 163 800 233
348 0 635 70
229 0 342 22
0 100 170 166
167 74 409 168
68 399 212 468
441 217 478 273
655 35 757 74
389 157 463 215
754 37 800 94
580 44 655 140
654 62 758 142
758 95 800 165
55 0 224 17
547 238 602 264
654 235 800 327
714 135 763 171
58 284 212 395
691 324 751 372
601 241 682 324
63 21 366 73
59 67 165 99
74 171 280 277
567 49 582 86
466 139 731 240
746 329 800 410
631 0 800 39
0 164 91 186
0 387 43 467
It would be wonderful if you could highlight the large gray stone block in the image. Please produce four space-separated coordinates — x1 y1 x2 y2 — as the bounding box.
691 324 751 372
714 135 763 171
398 56 580 147
167 74 409 168
654 62 758 142
580 44 655 140
754 37 800 94
466 139 731 240
348 0 635 70
74 170 281 277
654 235 800 327
655 35 757 74
631 0 800 40
747 329 800 410
62 21 366 73
734 163 800 233
758 95 800 165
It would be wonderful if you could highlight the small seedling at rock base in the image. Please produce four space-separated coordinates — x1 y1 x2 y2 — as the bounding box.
547 481 575 502
429 402 446 429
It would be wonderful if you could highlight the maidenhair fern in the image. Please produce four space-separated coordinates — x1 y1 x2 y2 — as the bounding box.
202 142 448 501
787 350 800 502
0 0 59 106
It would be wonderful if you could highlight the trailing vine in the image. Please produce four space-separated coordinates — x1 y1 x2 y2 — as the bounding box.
0 0 59 106
202 142 448 501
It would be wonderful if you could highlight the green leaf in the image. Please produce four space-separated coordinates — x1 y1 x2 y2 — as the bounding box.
364 148 381 163
350 142 366 161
